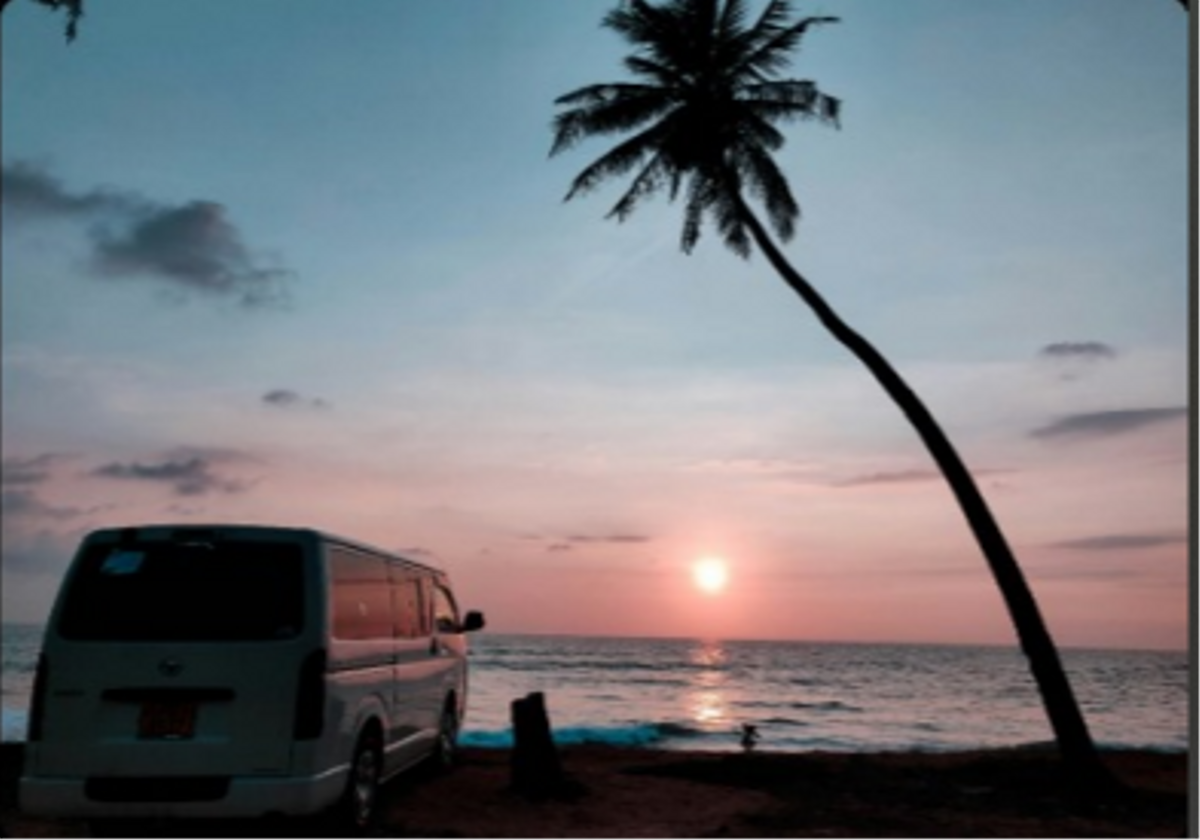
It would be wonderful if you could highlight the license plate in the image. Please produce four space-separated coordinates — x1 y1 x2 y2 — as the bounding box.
138 701 196 740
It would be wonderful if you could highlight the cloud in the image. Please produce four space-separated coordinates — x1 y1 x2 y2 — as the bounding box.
1029 564 1148 584
833 467 1007 488
262 389 330 410
1 455 99 521
522 533 651 551
1 453 68 486
566 534 651 545
2 161 292 308
1 161 139 219
1047 533 1188 552
1 489 88 520
90 452 250 496
834 469 940 488
1037 342 1117 362
1029 407 1187 440
91 201 291 307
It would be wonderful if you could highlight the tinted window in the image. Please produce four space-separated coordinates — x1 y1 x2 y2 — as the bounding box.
329 548 391 640
433 584 459 634
58 540 305 641
391 572 428 638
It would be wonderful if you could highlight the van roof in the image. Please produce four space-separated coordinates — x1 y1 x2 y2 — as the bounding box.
81 523 447 575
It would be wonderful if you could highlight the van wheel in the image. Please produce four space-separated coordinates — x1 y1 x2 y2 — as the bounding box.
327 730 382 834
433 704 459 771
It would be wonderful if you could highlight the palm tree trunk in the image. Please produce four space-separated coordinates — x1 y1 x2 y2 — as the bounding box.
731 193 1114 787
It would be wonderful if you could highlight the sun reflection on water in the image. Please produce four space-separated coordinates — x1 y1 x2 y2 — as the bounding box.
686 640 731 731
689 639 727 669
690 690 728 727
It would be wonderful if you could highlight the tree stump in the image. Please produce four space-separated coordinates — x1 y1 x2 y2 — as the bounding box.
510 692 581 800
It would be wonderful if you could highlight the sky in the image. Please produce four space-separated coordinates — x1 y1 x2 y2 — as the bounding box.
1 0 1190 651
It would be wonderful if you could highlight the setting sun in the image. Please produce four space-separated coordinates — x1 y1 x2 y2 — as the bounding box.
692 557 729 595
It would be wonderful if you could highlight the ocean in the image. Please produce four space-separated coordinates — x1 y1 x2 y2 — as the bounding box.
1 624 1188 753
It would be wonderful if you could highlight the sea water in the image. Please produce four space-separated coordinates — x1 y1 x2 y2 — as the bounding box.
2 625 1188 752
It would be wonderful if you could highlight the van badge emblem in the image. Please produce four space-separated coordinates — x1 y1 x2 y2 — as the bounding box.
158 658 184 678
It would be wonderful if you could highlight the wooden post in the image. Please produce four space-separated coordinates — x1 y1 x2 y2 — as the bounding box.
510 692 578 799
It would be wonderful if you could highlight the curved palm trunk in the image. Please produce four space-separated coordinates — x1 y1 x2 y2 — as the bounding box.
732 194 1113 786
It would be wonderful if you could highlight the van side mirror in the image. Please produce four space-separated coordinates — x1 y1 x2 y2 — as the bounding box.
460 610 485 633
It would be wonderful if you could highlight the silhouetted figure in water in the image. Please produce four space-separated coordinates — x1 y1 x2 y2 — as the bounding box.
740 723 760 752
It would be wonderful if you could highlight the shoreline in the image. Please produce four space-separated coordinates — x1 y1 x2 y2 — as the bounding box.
2 742 1189 837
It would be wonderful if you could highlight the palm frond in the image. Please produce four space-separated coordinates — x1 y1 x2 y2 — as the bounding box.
554 82 668 108
735 140 799 240
604 0 681 53
716 0 750 41
746 0 795 41
736 15 839 77
623 55 688 88
733 107 786 151
551 87 677 156
709 175 752 257
563 119 674 201
606 151 673 221
742 81 841 128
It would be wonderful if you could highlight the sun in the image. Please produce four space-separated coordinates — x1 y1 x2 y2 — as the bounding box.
692 557 729 595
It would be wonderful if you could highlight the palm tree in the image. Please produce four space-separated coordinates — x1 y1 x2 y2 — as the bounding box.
0 0 84 41
550 0 1113 786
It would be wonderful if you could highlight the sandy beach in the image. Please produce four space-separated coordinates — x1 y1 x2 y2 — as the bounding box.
0 742 1189 837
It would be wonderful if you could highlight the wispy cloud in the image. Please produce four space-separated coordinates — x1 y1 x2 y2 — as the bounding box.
89 448 253 496
1037 341 1117 362
1 454 98 521
524 533 652 552
832 467 1008 488
1 488 89 520
566 534 651 545
2 161 293 308
834 469 940 488
262 389 330 410
1029 407 1187 440
2 161 139 219
1047 532 1188 552
1 453 69 486
395 546 439 561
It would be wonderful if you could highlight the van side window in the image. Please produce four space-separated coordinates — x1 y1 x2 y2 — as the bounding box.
390 571 427 639
329 548 391 640
433 584 459 634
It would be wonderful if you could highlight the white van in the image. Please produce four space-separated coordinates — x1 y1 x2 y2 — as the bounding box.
19 524 485 832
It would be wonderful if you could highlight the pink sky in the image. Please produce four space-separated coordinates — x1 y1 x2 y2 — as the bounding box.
1 0 1189 651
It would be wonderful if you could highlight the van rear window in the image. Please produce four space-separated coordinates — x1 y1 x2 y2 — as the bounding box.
57 540 305 641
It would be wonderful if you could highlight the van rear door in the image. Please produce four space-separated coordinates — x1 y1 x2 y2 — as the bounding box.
32 532 312 779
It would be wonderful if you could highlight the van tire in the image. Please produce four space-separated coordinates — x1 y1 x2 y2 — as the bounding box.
326 729 383 834
432 703 459 771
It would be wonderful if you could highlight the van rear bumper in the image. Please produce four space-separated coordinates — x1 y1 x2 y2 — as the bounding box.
19 766 348 819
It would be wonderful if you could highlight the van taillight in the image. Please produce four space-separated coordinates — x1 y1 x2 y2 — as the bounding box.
293 649 326 740
28 653 48 741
